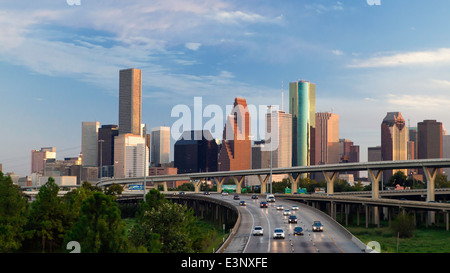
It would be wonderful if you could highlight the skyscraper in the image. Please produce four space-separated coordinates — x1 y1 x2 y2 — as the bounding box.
98 124 119 177
417 120 443 160
114 134 149 178
81 121 100 166
381 112 408 181
218 97 251 171
289 80 315 167
150 126 170 166
174 130 218 173
119 68 142 136
315 112 339 165
266 110 292 168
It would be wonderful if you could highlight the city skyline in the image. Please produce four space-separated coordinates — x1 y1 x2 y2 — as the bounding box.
2 1 450 176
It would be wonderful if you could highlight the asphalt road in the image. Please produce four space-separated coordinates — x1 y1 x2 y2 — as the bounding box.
210 194 363 253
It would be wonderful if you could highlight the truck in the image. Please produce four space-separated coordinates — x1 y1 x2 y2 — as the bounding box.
266 194 275 203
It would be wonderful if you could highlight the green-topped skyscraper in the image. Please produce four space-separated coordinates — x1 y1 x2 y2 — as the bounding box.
289 80 316 167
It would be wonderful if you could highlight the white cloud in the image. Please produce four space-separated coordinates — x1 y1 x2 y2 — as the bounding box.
332 49 344 56
212 10 282 24
185 42 201 51
348 48 450 68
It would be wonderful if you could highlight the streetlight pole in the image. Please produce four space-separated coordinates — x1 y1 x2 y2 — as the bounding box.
267 105 274 194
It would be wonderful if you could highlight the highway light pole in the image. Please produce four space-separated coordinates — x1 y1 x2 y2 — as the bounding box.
267 105 274 194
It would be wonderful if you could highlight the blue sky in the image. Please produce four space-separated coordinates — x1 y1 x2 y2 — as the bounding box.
2 0 450 176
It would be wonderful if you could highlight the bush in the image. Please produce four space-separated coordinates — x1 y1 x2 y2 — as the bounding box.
391 212 415 238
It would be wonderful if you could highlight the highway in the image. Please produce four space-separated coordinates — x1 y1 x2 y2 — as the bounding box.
209 193 364 253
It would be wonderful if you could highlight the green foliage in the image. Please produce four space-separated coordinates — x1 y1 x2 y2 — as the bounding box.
391 212 415 238
388 171 408 188
65 192 129 253
0 172 29 252
105 183 124 196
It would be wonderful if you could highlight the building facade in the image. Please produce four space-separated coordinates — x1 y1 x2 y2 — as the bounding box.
174 130 218 174
98 124 119 177
114 134 149 178
119 68 142 136
150 126 170 166
218 97 251 171
81 121 100 167
266 110 292 168
381 112 408 181
315 112 339 165
31 147 56 174
289 80 315 167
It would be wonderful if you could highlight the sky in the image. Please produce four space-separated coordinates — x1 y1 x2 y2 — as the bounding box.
2 0 450 176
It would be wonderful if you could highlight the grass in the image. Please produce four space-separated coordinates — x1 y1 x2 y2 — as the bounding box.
347 225 450 253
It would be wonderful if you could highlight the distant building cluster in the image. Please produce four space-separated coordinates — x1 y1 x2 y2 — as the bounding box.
4 68 448 189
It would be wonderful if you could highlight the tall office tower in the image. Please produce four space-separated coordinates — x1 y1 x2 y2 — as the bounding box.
119 68 142 135
97 124 119 177
381 112 408 181
218 97 251 171
114 134 149 178
339 138 360 180
81 121 100 167
266 110 292 168
315 112 339 165
174 130 218 174
252 140 270 169
150 126 170 166
368 146 382 162
289 80 316 167
31 147 56 174
417 120 443 160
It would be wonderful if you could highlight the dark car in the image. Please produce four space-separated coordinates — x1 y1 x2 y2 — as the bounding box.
312 221 324 232
251 194 259 199
239 200 247 206
288 215 297 224
233 195 240 200
293 227 304 236
203 191 210 195
260 201 268 208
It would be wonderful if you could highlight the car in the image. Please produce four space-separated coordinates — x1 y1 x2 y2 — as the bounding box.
293 226 304 236
273 228 285 239
288 215 297 224
253 226 264 236
233 195 240 200
203 191 210 195
312 221 324 232
266 196 276 203
292 205 299 210
239 200 246 206
283 209 291 216
260 201 268 208
222 191 229 196
251 194 259 199
276 204 284 210
179 191 185 195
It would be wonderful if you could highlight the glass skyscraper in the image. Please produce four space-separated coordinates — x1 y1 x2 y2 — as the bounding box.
289 80 316 167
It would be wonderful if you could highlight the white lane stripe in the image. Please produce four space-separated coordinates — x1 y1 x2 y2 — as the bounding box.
242 206 254 253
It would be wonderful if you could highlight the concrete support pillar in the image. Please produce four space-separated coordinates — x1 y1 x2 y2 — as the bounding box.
365 205 369 228
423 167 437 225
257 174 270 194
288 173 302 194
232 176 245 194
368 169 383 199
192 179 201 193
155 182 168 192
213 177 226 193
322 171 338 195
445 211 449 231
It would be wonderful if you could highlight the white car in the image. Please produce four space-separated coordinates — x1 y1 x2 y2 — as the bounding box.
292 205 299 210
253 226 264 236
222 192 229 196
273 228 285 239
283 209 291 216
276 205 284 210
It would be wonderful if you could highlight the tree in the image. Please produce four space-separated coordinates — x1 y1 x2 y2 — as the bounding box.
0 172 29 252
388 171 408 188
65 192 129 253
105 183 124 196
25 177 65 252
